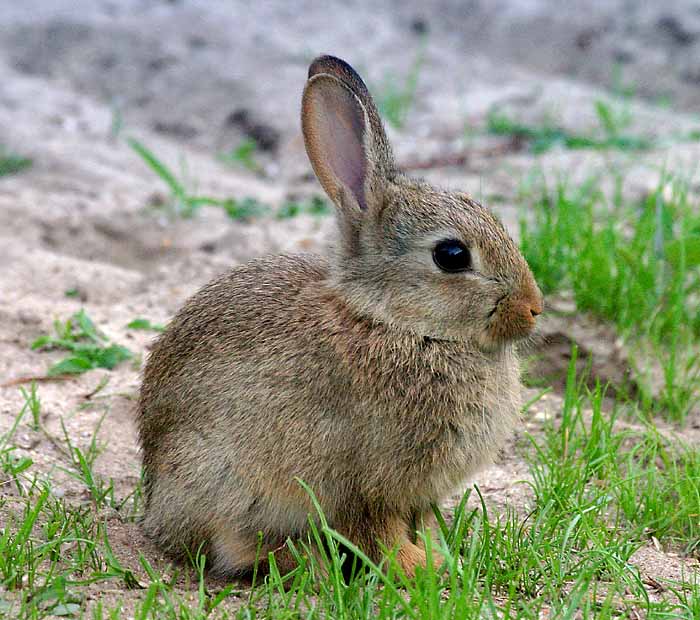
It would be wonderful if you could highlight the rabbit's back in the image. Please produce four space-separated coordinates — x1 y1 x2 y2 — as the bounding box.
138 252 337 469
138 253 351 554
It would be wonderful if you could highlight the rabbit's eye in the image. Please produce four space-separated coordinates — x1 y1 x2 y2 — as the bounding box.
433 239 471 273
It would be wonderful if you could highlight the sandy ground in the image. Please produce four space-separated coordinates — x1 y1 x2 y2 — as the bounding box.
1 0 700 613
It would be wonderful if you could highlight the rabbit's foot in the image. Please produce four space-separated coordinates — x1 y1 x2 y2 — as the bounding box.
414 537 445 572
396 540 427 578
396 539 445 577
366 514 439 579
412 518 446 572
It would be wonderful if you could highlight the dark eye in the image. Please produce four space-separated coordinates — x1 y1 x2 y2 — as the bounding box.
432 239 471 273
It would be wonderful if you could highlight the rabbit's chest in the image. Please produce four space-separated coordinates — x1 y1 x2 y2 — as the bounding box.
360 345 521 500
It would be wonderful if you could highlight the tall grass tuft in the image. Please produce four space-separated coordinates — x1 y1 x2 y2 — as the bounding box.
519 174 700 422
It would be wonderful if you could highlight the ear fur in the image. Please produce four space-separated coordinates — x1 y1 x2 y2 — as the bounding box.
301 55 395 215
302 74 369 210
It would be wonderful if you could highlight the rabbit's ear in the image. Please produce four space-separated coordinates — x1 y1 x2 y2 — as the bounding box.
302 56 395 214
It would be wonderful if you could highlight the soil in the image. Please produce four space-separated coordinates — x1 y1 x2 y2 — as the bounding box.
1 0 699 613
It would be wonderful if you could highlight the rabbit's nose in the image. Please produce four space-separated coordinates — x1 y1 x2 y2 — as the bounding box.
523 276 544 319
529 296 543 318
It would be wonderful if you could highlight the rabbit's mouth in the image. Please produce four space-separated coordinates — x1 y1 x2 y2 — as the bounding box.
483 293 542 345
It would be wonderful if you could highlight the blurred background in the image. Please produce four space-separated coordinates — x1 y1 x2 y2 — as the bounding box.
3 0 700 386
1 0 700 414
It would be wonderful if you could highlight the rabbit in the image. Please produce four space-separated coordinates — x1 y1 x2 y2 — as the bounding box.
137 54 543 579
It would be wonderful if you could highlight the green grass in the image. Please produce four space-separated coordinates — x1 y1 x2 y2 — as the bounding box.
218 138 260 172
129 138 247 219
130 138 333 222
2 357 699 618
0 148 32 177
375 41 426 129
127 318 166 333
276 195 331 219
220 196 269 220
519 173 700 422
31 309 132 375
486 99 700 154
130 138 269 220
529 350 699 551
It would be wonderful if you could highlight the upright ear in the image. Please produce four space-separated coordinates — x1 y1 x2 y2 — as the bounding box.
301 55 395 214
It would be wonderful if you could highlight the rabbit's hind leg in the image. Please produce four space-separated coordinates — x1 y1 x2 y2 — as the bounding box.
410 507 445 570
209 528 259 577
395 539 428 579
209 528 299 578
344 513 428 579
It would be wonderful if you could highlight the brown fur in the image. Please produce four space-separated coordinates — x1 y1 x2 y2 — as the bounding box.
137 55 542 578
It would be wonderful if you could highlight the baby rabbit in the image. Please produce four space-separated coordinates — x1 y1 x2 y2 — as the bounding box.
138 55 543 578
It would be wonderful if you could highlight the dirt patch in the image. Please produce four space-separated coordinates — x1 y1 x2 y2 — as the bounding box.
524 298 637 400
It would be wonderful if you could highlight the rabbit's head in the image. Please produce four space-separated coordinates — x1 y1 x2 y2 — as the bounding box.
302 56 542 348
